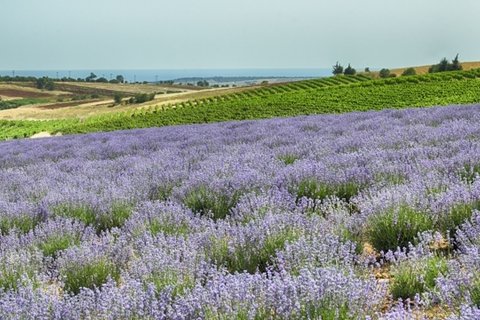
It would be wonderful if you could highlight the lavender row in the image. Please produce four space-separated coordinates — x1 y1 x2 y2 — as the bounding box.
2 105 480 318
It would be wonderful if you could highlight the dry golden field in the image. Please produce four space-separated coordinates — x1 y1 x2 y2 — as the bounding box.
374 61 480 77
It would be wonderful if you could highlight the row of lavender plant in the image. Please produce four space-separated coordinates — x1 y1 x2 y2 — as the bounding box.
2 105 480 318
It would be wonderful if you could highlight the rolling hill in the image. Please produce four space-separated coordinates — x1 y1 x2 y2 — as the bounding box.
1 68 480 140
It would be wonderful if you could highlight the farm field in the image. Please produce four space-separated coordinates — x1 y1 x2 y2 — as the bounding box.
1 105 480 318
0 81 276 120
1 69 480 140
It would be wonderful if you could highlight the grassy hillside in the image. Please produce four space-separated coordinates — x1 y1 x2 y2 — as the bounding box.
1 69 480 140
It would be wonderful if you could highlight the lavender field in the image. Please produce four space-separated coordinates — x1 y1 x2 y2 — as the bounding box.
2 105 480 319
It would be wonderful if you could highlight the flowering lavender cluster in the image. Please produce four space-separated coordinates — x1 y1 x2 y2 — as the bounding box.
2 105 480 318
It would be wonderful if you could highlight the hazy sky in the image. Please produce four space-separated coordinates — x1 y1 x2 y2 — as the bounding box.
1 0 479 70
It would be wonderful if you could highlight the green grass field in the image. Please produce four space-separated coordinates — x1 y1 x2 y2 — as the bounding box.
1 69 480 140
0 98 51 111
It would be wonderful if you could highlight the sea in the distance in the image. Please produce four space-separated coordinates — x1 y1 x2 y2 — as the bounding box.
0 68 331 82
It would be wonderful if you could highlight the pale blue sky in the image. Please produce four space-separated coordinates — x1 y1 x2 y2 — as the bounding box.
1 0 479 70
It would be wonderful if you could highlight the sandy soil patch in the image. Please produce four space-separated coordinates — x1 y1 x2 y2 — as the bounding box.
30 132 62 139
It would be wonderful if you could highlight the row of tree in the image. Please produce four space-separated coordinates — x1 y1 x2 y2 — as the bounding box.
85 73 125 84
428 54 462 73
36 77 55 90
378 67 416 78
332 62 357 76
333 55 463 78
377 55 463 78
113 93 156 105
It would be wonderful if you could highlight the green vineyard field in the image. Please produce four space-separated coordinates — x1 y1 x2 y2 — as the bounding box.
1 70 480 140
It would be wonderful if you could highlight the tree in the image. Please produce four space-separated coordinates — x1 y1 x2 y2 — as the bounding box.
450 54 462 71
86 72 97 82
116 75 125 83
113 93 123 105
438 58 449 72
429 55 462 73
45 80 55 91
344 64 356 75
197 80 209 87
379 68 391 78
402 68 417 76
36 77 55 91
332 62 344 76
364 67 370 73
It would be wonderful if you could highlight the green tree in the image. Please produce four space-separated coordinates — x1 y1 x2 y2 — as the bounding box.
113 93 123 105
85 73 97 82
197 80 209 87
429 55 462 73
379 68 391 78
36 77 55 91
438 58 449 72
402 68 417 76
116 75 125 83
332 62 344 76
344 64 356 75
45 80 55 91
450 54 462 71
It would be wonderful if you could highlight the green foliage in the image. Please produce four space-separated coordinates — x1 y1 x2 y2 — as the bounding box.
197 80 210 87
0 260 37 291
278 154 299 165
53 205 96 226
85 72 97 82
211 229 298 274
36 77 55 90
344 64 356 75
367 206 434 252
374 172 406 186
130 93 155 104
460 163 480 184
204 299 351 319
37 234 80 257
451 54 463 71
437 201 480 238
96 203 133 232
113 93 123 105
429 55 463 73
2 70 480 141
332 62 344 75
0 98 50 111
379 68 391 78
61 258 120 294
295 179 361 203
470 276 480 307
149 184 176 201
53 203 131 232
147 269 194 297
0 215 41 235
147 219 190 237
402 68 417 76
390 256 448 300
299 301 351 320
184 186 241 220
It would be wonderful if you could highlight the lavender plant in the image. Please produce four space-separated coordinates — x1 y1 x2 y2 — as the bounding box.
2 105 480 318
